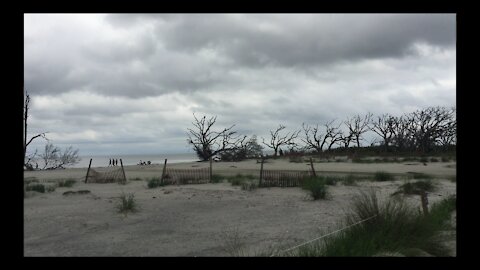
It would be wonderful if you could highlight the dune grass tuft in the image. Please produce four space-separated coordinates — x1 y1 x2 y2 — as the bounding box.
301 176 329 200
147 177 166 188
116 192 138 214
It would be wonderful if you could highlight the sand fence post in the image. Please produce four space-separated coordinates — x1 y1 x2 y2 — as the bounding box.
85 158 92 183
259 157 265 187
209 157 213 182
420 191 429 216
120 159 127 184
161 159 168 184
310 157 317 177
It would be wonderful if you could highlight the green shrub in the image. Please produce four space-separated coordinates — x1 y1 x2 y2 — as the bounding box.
117 193 138 214
441 156 450 162
147 177 165 188
301 177 328 200
374 171 394 182
129 177 143 181
430 157 439 162
420 157 429 163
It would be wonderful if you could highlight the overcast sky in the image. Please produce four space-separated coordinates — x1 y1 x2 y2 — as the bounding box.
24 13 456 156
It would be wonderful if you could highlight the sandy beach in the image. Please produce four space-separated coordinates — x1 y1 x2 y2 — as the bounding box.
24 158 456 256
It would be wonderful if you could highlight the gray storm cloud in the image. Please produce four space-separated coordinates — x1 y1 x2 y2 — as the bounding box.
24 14 456 155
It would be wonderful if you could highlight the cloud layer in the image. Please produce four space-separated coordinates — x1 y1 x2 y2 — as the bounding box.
24 14 456 155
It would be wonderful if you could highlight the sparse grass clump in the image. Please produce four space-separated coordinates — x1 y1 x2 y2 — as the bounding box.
301 176 329 200
58 178 76 188
26 183 45 193
227 174 255 186
291 190 456 257
26 183 56 193
210 174 224 183
129 177 143 181
441 156 451 162
374 171 395 182
241 181 258 191
147 177 165 188
116 193 138 214
430 157 439 162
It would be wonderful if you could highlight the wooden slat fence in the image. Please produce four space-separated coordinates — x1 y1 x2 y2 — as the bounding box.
260 170 314 187
163 167 210 185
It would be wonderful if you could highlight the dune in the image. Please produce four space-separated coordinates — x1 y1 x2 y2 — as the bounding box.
24 158 456 256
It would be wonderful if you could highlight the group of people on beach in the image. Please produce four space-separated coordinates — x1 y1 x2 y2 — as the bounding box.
138 160 152 165
109 158 119 166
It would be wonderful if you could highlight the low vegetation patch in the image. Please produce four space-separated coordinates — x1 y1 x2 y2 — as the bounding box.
392 180 436 196
374 171 395 182
289 190 456 257
147 177 166 188
301 176 329 200
58 178 76 188
63 190 91 196
129 177 143 181
241 181 258 191
227 174 256 186
407 172 434 180
26 183 56 193
210 174 224 183
116 193 138 214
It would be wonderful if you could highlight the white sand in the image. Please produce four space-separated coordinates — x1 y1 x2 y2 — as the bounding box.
24 159 456 256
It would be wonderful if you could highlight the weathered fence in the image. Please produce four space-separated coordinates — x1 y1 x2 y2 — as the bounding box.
85 167 126 184
163 167 210 185
260 170 314 187
85 158 127 184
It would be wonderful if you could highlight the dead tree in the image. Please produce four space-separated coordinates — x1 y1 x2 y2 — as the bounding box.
409 106 456 153
345 113 373 148
262 125 300 156
40 143 80 170
370 114 396 152
302 120 343 153
23 91 48 170
187 113 245 161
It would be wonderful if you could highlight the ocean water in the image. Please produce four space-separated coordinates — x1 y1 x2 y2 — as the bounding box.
70 153 199 168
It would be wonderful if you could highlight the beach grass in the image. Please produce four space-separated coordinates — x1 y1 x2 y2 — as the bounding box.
116 192 138 214
147 177 166 188
288 190 455 257
301 176 329 200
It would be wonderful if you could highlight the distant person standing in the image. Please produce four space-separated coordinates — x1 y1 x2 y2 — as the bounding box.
116 159 118 166
109 159 112 166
